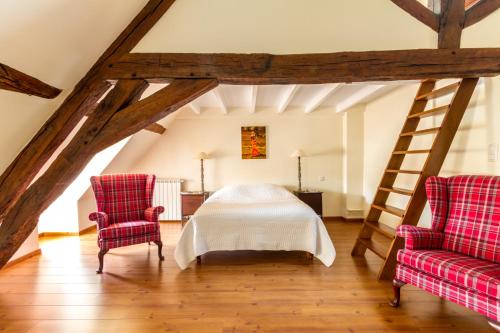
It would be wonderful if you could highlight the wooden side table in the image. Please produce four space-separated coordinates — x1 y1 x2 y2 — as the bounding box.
293 191 323 217
181 192 209 226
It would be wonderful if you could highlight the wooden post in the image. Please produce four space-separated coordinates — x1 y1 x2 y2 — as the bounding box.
438 0 466 48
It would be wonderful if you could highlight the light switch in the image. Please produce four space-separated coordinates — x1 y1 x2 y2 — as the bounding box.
488 143 498 162
319 176 326 181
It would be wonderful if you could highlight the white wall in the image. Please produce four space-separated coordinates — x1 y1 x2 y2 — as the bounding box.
363 77 500 228
91 107 345 218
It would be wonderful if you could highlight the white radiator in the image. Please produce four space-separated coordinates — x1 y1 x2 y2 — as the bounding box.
153 178 183 221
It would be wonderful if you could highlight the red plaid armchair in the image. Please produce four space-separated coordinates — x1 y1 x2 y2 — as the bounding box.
391 175 499 326
89 174 165 273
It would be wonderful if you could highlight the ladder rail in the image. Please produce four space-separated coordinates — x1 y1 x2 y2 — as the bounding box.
351 78 479 281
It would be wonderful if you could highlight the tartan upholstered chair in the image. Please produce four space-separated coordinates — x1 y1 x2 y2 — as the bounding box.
89 174 165 273
391 175 499 326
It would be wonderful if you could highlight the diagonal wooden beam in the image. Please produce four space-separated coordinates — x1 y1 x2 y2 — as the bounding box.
93 79 218 150
438 0 466 49
0 78 216 268
0 63 62 99
105 49 500 84
0 0 175 221
464 0 500 27
390 0 439 31
145 123 167 135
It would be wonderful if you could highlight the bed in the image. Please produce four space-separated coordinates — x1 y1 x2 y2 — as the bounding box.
174 184 336 269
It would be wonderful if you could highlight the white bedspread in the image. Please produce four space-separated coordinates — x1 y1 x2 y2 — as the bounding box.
174 184 336 269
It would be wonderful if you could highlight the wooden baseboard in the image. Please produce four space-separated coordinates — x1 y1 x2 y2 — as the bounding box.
3 249 42 269
39 225 97 238
79 224 97 235
323 216 364 223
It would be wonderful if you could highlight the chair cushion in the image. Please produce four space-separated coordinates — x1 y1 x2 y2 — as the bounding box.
398 249 500 299
99 221 159 240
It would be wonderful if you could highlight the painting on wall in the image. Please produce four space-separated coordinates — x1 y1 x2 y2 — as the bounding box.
241 126 266 159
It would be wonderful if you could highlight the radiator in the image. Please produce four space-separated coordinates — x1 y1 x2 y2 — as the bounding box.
153 178 183 221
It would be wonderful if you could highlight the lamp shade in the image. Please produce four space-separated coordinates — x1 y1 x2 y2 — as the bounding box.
290 149 303 158
195 152 210 160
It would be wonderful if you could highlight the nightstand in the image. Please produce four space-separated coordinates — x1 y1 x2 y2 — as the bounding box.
181 192 209 226
294 191 323 217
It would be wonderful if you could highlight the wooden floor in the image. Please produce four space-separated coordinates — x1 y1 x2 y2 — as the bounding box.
0 221 493 333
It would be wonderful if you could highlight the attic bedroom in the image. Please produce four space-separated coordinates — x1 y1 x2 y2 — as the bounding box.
1 0 499 332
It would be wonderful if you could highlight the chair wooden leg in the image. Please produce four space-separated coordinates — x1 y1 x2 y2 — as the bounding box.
154 241 164 261
96 249 108 274
487 319 500 331
196 255 201 265
389 279 405 307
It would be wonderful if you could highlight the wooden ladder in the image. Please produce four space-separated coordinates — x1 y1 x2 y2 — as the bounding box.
351 77 479 280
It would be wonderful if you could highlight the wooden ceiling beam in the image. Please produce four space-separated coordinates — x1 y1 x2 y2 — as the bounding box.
105 49 500 84
145 123 167 135
0 0 175 221
0 78 216 268
438 0 466 49
389 0 439 31
464 0 500 27
0 63 62 99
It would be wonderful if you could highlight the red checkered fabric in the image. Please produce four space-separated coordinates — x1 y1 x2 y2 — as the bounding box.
99 221 159 240
396 264 498 321
441 175 500 263
426 176 449 231
98 232 161 251
396 225 444 250
395 175 500 321
398 249 499 298
90 174 156 225
89 174 164 251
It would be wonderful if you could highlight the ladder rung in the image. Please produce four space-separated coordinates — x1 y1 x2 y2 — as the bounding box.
386 169 422 175
393 149 431 155
358 238 387 259
364 221 396 239
408 105 450 119
372 204 405 217
379 186 413 196
400 127 440 137
415 82 460 101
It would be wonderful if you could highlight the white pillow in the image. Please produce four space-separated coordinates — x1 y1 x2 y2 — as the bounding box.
207 183 295 202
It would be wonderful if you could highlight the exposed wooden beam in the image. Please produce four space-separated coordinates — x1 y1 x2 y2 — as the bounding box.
277 85 299 113
0 79 149 268
0 78 216 268
390 0 439 31
249 86 258 113
145 123 166 135
0 0 175 221
305 84 341 113
0 63 62 99
336 85 386 113
464 0 500 27
212 87 228 114
438 0 466 48
105 49 500 84
188 102 201 115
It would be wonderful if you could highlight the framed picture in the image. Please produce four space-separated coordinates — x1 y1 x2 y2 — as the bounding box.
241 126 266 159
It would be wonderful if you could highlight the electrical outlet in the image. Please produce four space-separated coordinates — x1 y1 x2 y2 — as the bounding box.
319 176 326 181
488 143 498 162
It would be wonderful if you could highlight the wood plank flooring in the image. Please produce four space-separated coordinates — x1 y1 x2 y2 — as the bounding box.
0 221 493 332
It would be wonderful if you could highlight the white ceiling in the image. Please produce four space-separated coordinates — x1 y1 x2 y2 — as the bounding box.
174 82 413 115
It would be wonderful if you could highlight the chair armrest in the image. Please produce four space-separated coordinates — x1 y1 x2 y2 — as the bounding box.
145 206 165 223
396 225 444 250
89 212 109 229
